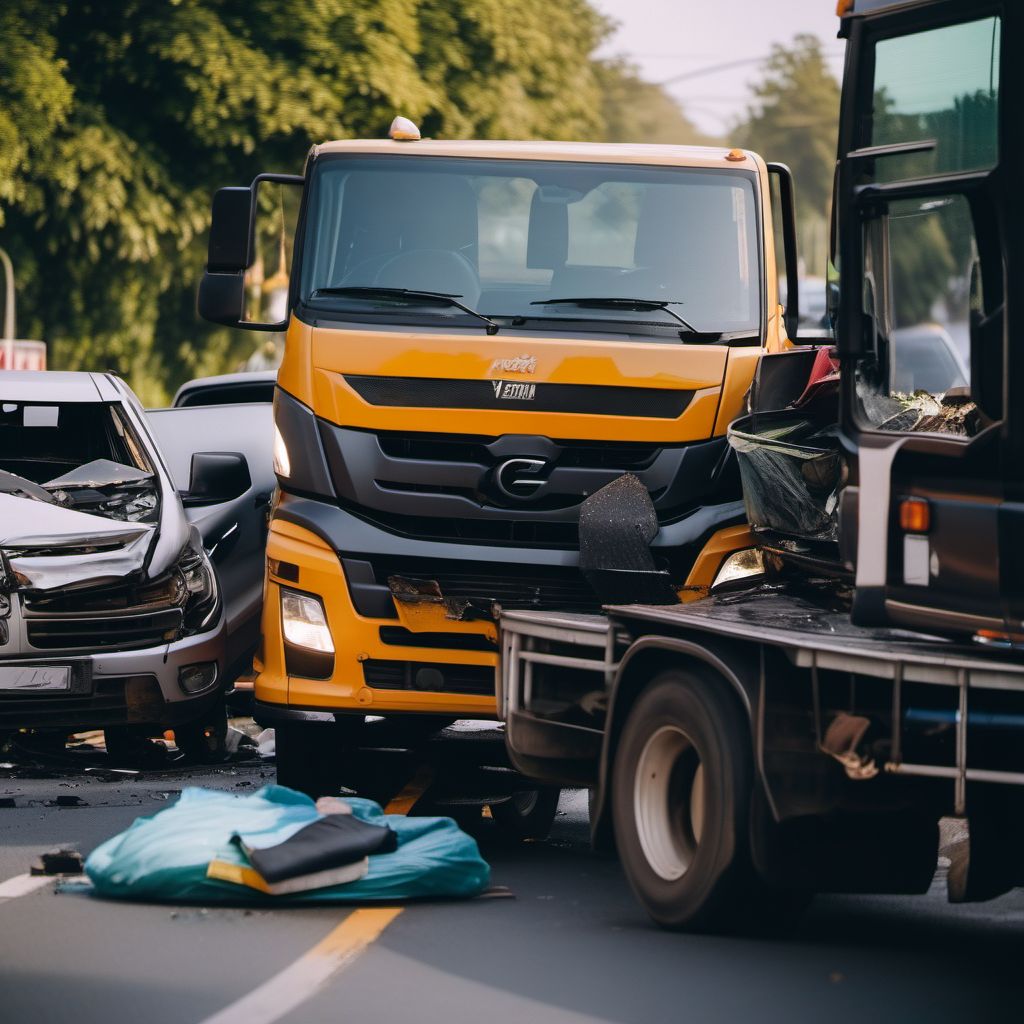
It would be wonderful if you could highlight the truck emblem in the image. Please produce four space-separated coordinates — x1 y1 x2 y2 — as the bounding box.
492 380 536 401
495 458 548 499
488 355 537 375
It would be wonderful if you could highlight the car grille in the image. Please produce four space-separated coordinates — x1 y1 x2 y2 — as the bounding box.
362 659 495 696
25 608 183 651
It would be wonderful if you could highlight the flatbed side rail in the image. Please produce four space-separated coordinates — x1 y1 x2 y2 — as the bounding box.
787 645 1024 816
499 610 623 722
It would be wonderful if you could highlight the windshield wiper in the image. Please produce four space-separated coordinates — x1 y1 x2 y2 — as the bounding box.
310 286 499 335
530 297 698 334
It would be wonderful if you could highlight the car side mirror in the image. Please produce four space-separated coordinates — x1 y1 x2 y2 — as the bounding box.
183 452 251 506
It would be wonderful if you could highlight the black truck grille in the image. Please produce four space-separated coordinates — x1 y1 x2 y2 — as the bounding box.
344 375 693 419
364 556 601 613
363 659 495 696
25 608 183 651
317 421 731 548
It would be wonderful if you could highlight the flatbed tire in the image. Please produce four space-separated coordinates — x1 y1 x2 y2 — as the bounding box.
613 669 767 931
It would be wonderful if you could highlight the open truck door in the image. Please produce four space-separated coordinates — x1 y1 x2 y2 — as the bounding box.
836 1 1024 640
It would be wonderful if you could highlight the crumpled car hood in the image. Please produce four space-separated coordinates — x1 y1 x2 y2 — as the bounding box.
0 492 155 592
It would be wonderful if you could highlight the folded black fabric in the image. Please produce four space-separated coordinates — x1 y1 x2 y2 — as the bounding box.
237 815 398 884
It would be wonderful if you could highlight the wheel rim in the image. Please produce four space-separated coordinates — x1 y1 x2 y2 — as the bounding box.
633 725 704 881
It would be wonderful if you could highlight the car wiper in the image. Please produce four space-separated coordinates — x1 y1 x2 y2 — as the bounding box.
310 286 499 335
530 297 698 334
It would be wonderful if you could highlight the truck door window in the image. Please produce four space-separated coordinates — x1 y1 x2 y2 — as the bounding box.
858 193 980 435
869 16 1000 181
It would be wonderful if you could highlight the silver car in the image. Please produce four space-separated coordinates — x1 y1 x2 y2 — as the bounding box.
0 371 248 748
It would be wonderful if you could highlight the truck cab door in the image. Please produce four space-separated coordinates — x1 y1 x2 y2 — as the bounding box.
836 4 1022 639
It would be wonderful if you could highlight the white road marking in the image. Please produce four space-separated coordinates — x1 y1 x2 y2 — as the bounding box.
198 906 402 1024
0 873 55 902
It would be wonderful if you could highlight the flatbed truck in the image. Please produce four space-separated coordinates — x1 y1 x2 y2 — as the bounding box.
499 0 1024 928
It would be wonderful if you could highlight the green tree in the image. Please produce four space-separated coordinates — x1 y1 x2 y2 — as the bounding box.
0 0 612 404
597 59 718 147
736 34 840 225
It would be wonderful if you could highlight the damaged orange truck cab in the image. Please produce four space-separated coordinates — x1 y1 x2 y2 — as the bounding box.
198 132 800 788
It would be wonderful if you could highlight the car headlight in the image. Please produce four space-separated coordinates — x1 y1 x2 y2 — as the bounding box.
177 531 220 635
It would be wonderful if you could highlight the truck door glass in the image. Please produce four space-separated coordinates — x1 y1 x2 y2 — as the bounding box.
870 16 1000 181
857 194 979 436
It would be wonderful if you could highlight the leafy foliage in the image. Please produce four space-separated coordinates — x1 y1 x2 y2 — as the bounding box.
736 34 840 224
4 0 678 403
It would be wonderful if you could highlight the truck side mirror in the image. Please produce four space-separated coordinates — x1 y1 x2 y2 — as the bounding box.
767 162 799 341
183 452 251 506
198 187 252 328
197 173 304 332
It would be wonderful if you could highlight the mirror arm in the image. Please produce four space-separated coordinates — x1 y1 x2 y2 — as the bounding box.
767 162 799 340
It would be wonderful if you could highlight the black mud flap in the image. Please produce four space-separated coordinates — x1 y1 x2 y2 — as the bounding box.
578 474 679 605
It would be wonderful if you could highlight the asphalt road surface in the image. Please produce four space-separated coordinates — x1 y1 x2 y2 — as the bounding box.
0 730 1022 1024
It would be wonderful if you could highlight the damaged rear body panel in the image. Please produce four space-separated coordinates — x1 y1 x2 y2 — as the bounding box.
0 371 225 730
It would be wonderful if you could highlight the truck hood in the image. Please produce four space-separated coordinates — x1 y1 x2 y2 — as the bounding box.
297 323 742 443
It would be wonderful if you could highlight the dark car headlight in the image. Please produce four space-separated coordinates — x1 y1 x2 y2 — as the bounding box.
177 531 220 635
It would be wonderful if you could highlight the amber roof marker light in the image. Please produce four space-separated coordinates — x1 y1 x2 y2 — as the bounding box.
725 148 747 162
388 116 422 141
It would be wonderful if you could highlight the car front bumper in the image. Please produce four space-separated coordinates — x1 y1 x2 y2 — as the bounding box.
0 613 227 731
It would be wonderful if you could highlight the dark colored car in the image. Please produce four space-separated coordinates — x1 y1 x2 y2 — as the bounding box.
172 370 277 408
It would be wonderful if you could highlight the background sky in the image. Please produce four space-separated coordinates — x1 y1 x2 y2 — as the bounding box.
592 0 847 137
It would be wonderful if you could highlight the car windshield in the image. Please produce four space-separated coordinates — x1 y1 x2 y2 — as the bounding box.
300 155 762 338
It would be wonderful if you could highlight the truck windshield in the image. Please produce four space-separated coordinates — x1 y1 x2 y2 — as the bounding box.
300 156 762 338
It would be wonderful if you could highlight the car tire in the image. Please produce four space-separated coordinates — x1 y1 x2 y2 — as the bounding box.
613 668 772 932
490 786 561 842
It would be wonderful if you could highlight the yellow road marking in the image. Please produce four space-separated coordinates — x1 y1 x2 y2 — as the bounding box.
384 764 434 815
199 907 402 1024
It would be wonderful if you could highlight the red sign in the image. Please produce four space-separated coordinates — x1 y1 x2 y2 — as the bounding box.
0 340 46 370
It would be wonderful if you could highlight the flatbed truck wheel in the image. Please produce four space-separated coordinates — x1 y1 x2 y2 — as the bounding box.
613 669 797 932
275 718 362 799
491 786 561 841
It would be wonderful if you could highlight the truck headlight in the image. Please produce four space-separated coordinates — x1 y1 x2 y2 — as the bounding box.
710 548 765 592
178 533 220 635
280 588 335 679
281 589 334 653
273 424 291 478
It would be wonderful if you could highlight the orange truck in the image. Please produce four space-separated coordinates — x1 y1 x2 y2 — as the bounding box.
197 126 802 819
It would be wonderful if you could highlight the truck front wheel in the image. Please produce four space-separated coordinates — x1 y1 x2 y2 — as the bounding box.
612 669 758 931
275 718 362 799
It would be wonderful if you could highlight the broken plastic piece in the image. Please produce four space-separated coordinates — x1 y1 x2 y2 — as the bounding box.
820 712 878 780
31 845 85 876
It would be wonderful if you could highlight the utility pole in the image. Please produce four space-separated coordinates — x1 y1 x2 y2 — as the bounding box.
0 246 14 370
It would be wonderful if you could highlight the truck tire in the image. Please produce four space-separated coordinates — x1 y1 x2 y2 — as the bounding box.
491 786 561 842
612 669 761 931
275 718 362 799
